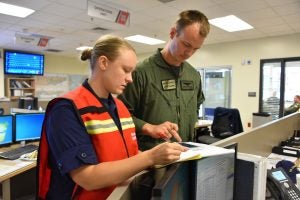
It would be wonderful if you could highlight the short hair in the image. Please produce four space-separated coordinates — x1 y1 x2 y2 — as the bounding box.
81 35 135 70
175 10 210 38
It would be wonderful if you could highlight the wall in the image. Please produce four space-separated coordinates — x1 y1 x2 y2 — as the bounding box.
0 51 90 98
139 33 300 131
44 53 90 75
0 50 4 97
1 33 300 130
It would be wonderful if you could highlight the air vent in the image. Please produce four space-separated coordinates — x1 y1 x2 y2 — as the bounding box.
92 27 109 31
157 0 175 3
45 49 63 52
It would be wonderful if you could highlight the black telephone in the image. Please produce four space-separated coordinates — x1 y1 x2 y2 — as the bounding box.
266 167 300 200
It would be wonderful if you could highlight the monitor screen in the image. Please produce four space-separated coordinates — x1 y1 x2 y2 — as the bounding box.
15 113 45 142
4 49 44 76
0 115 14 146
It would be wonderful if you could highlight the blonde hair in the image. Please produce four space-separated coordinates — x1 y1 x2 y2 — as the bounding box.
81 35 135 70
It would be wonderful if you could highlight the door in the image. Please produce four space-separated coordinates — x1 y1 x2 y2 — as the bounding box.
198 67 232 120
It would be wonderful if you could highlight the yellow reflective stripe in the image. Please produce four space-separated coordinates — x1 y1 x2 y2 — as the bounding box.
84 117 134 135
120 117 135 130
84 119 118 134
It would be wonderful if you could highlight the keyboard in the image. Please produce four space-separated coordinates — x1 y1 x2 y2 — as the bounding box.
0 144 39 160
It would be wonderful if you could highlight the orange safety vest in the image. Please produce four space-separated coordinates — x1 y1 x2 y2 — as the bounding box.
38 85 138 200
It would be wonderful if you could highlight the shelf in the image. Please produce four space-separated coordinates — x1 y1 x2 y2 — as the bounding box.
5 77 36 99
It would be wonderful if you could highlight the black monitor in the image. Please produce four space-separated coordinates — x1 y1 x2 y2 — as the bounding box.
14 113 45 142
0 115 14 147
18 97 38 110
152 162 191 199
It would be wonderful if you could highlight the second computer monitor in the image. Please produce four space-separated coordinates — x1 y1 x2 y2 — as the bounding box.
0 115 14 146
14 113 45 142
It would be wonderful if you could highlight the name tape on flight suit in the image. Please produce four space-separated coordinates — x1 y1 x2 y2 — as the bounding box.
161 80 194 91
161 79 176 90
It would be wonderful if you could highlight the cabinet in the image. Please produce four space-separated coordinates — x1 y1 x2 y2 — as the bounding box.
5 77 35 99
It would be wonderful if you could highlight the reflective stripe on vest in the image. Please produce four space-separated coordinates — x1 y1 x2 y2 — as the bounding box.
85 117 135 134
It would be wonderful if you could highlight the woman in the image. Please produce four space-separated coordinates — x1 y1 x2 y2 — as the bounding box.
37 35 187 200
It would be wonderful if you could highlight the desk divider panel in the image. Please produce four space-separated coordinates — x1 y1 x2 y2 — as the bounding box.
214 112 300 157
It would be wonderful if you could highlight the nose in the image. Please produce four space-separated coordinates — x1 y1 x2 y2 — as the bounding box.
125 73 133 83
184 48 195 58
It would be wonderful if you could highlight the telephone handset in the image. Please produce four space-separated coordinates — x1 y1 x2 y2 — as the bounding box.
266 167 300 200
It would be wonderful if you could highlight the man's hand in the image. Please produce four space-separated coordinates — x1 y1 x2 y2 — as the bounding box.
142 121 182 142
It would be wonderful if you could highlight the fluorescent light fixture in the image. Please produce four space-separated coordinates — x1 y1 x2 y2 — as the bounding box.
209 15 253 32
125 35 165 45
0 2 35 18
76 46 93 51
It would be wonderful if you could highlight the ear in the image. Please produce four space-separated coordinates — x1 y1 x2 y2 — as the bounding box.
98 55 108 70
170 26 177 39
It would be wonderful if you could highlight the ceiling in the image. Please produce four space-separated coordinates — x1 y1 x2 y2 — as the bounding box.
0 0 300 57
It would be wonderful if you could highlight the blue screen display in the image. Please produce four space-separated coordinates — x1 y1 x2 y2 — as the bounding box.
272 171 286 181
4 50 44 76
15 113 45 141
0 115 13 146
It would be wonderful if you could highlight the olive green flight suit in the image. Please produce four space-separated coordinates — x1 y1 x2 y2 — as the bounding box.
284 102 300 116
119 49 204 151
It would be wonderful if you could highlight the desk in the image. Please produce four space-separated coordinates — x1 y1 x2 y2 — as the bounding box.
194 120 213 141
0 143 37 200
195 119 213 128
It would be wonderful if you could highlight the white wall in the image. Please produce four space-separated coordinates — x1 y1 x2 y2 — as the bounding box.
0 50 4 97
1 33 300 130
139 33 300 131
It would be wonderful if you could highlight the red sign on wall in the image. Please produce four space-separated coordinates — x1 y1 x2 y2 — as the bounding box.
116 11 129 25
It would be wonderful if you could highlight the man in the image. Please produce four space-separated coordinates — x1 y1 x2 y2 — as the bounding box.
119 10 210 150
284 95 300 116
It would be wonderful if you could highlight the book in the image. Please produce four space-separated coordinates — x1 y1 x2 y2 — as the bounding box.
15 81 23 88
22 81 31 88
154 142 235 168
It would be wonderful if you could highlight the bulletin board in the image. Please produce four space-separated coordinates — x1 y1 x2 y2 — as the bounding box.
35 73 87 100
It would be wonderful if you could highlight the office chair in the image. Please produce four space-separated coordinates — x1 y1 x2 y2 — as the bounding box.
197 107 244 144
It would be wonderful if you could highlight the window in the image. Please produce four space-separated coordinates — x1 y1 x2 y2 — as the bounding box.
197 66 232 120
259 57 300 119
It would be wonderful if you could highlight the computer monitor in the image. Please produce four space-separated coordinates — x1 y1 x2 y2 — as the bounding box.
235 152 267 200
152 162 191 200
0 115 14 147
18 97 38 110
14 113 45 142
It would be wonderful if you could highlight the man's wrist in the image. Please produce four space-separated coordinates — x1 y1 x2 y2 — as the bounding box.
142 123 153 136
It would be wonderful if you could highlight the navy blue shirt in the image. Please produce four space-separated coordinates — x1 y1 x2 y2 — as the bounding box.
46 99 98 199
